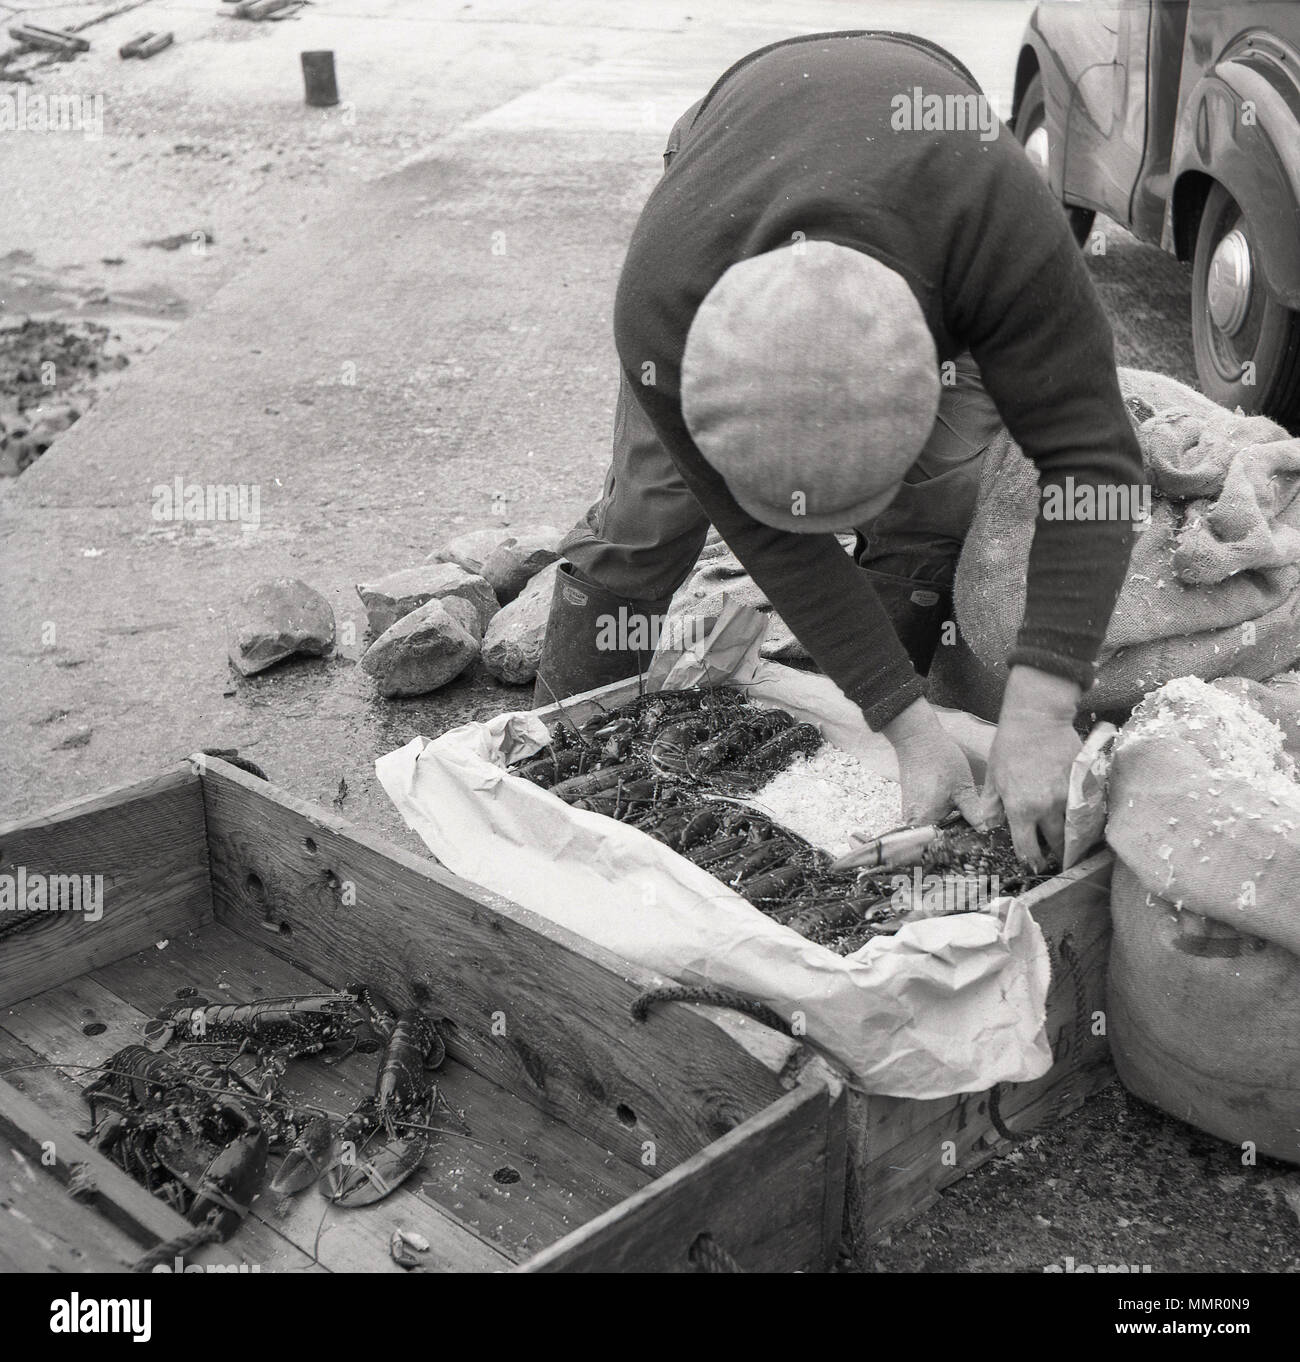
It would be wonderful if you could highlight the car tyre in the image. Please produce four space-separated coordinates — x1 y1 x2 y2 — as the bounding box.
1191 182 1300 429
1013 73 1096 249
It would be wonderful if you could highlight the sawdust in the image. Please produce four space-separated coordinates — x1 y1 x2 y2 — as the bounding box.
1119 675 1298 799
747 744 902 856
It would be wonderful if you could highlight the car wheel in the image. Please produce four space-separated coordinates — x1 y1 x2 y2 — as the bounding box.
1192 182 1300 428
1013 73 1096 248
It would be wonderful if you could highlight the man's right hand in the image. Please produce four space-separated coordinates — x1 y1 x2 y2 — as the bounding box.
882 696 985 828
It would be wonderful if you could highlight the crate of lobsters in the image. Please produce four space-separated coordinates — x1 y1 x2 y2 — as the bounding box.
377 605 1117 1240
0 752 844 1273
378 605 1106 1100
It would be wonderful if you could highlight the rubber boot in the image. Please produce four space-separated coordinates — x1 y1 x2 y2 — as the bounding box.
532 564 671 708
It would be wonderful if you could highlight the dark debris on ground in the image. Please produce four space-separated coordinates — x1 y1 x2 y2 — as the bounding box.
857 1084 1300 1274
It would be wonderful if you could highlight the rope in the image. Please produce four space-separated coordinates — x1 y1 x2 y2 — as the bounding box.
631 986 792 1036
66 1162 98 1202
129 1218 222 1273
986 1081 1029 1144
198 748 268 781
688 1233 744 1273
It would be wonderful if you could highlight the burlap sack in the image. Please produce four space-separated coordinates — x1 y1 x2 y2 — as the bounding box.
955 370 1300 712
1104 675 1300 1162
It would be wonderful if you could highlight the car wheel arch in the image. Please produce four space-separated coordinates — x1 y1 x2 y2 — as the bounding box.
1169 170 1215 264
1167 64 1300 308
1011 45 1041 128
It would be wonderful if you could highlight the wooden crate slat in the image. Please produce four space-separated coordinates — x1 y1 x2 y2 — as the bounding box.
0 768 211 1008
848 853 1114 1239
0 1140 158 1273
520 1069 845 1273
530 676 646 730
3 974 153 1075
199 761 801 1179
92 925 650 1262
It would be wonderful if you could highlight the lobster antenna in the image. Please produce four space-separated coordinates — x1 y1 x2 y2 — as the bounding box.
533 670 595 743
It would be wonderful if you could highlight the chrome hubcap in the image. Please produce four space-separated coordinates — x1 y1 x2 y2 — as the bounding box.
1206 228 1252 337
1023 125 1049 177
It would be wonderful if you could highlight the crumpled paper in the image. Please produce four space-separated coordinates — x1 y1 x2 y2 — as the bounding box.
1063 722 1118 870
376 631 1053 1098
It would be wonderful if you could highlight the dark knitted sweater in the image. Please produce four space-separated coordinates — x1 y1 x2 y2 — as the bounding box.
614 31 1143 729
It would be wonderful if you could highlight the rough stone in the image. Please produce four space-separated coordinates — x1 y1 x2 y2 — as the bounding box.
481 559 561 685
356 563 498 638
440 594 484 642
431 526 514 577
478 524 562 604
228 577 335 676
360 598 479 698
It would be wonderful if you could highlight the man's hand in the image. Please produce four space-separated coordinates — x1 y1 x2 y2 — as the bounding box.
883 696 985 827
981 666 1083 869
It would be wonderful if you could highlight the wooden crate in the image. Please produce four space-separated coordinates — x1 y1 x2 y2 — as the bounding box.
533 678 1115 1244
0 761 844 1273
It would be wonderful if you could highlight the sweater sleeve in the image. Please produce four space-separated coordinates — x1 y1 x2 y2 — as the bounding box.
629 379 925 730
946 149 1144 689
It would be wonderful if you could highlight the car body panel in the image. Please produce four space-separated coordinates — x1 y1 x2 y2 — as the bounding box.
1059 2 1149 222
1019 1 1300 304
1167 38 1300 305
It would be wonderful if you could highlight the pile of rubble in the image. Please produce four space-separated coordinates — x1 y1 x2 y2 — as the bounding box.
227 525 564 694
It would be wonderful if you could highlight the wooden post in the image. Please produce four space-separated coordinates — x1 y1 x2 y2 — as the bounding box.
300 50 339 107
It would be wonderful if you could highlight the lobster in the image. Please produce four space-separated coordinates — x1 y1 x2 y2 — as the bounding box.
319 1011 445 1207
686 709 796 775
84 1044 262 1122
82 1044 269 1240
510 746 593 788
509 687 955 956
549 761 650 803
143 987 392 1062
575 686 743 742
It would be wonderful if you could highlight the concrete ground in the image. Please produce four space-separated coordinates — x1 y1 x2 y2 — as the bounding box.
1 0 1294 1272
0 0 1040 833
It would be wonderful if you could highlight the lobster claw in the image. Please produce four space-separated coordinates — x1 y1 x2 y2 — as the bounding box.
343 982 397 1055
143 995 211 1051
320 1092 432 1208
269 1113 336 1197
188 1127 268 1241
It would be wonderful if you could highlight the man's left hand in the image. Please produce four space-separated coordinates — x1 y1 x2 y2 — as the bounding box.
981 666 1083 869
